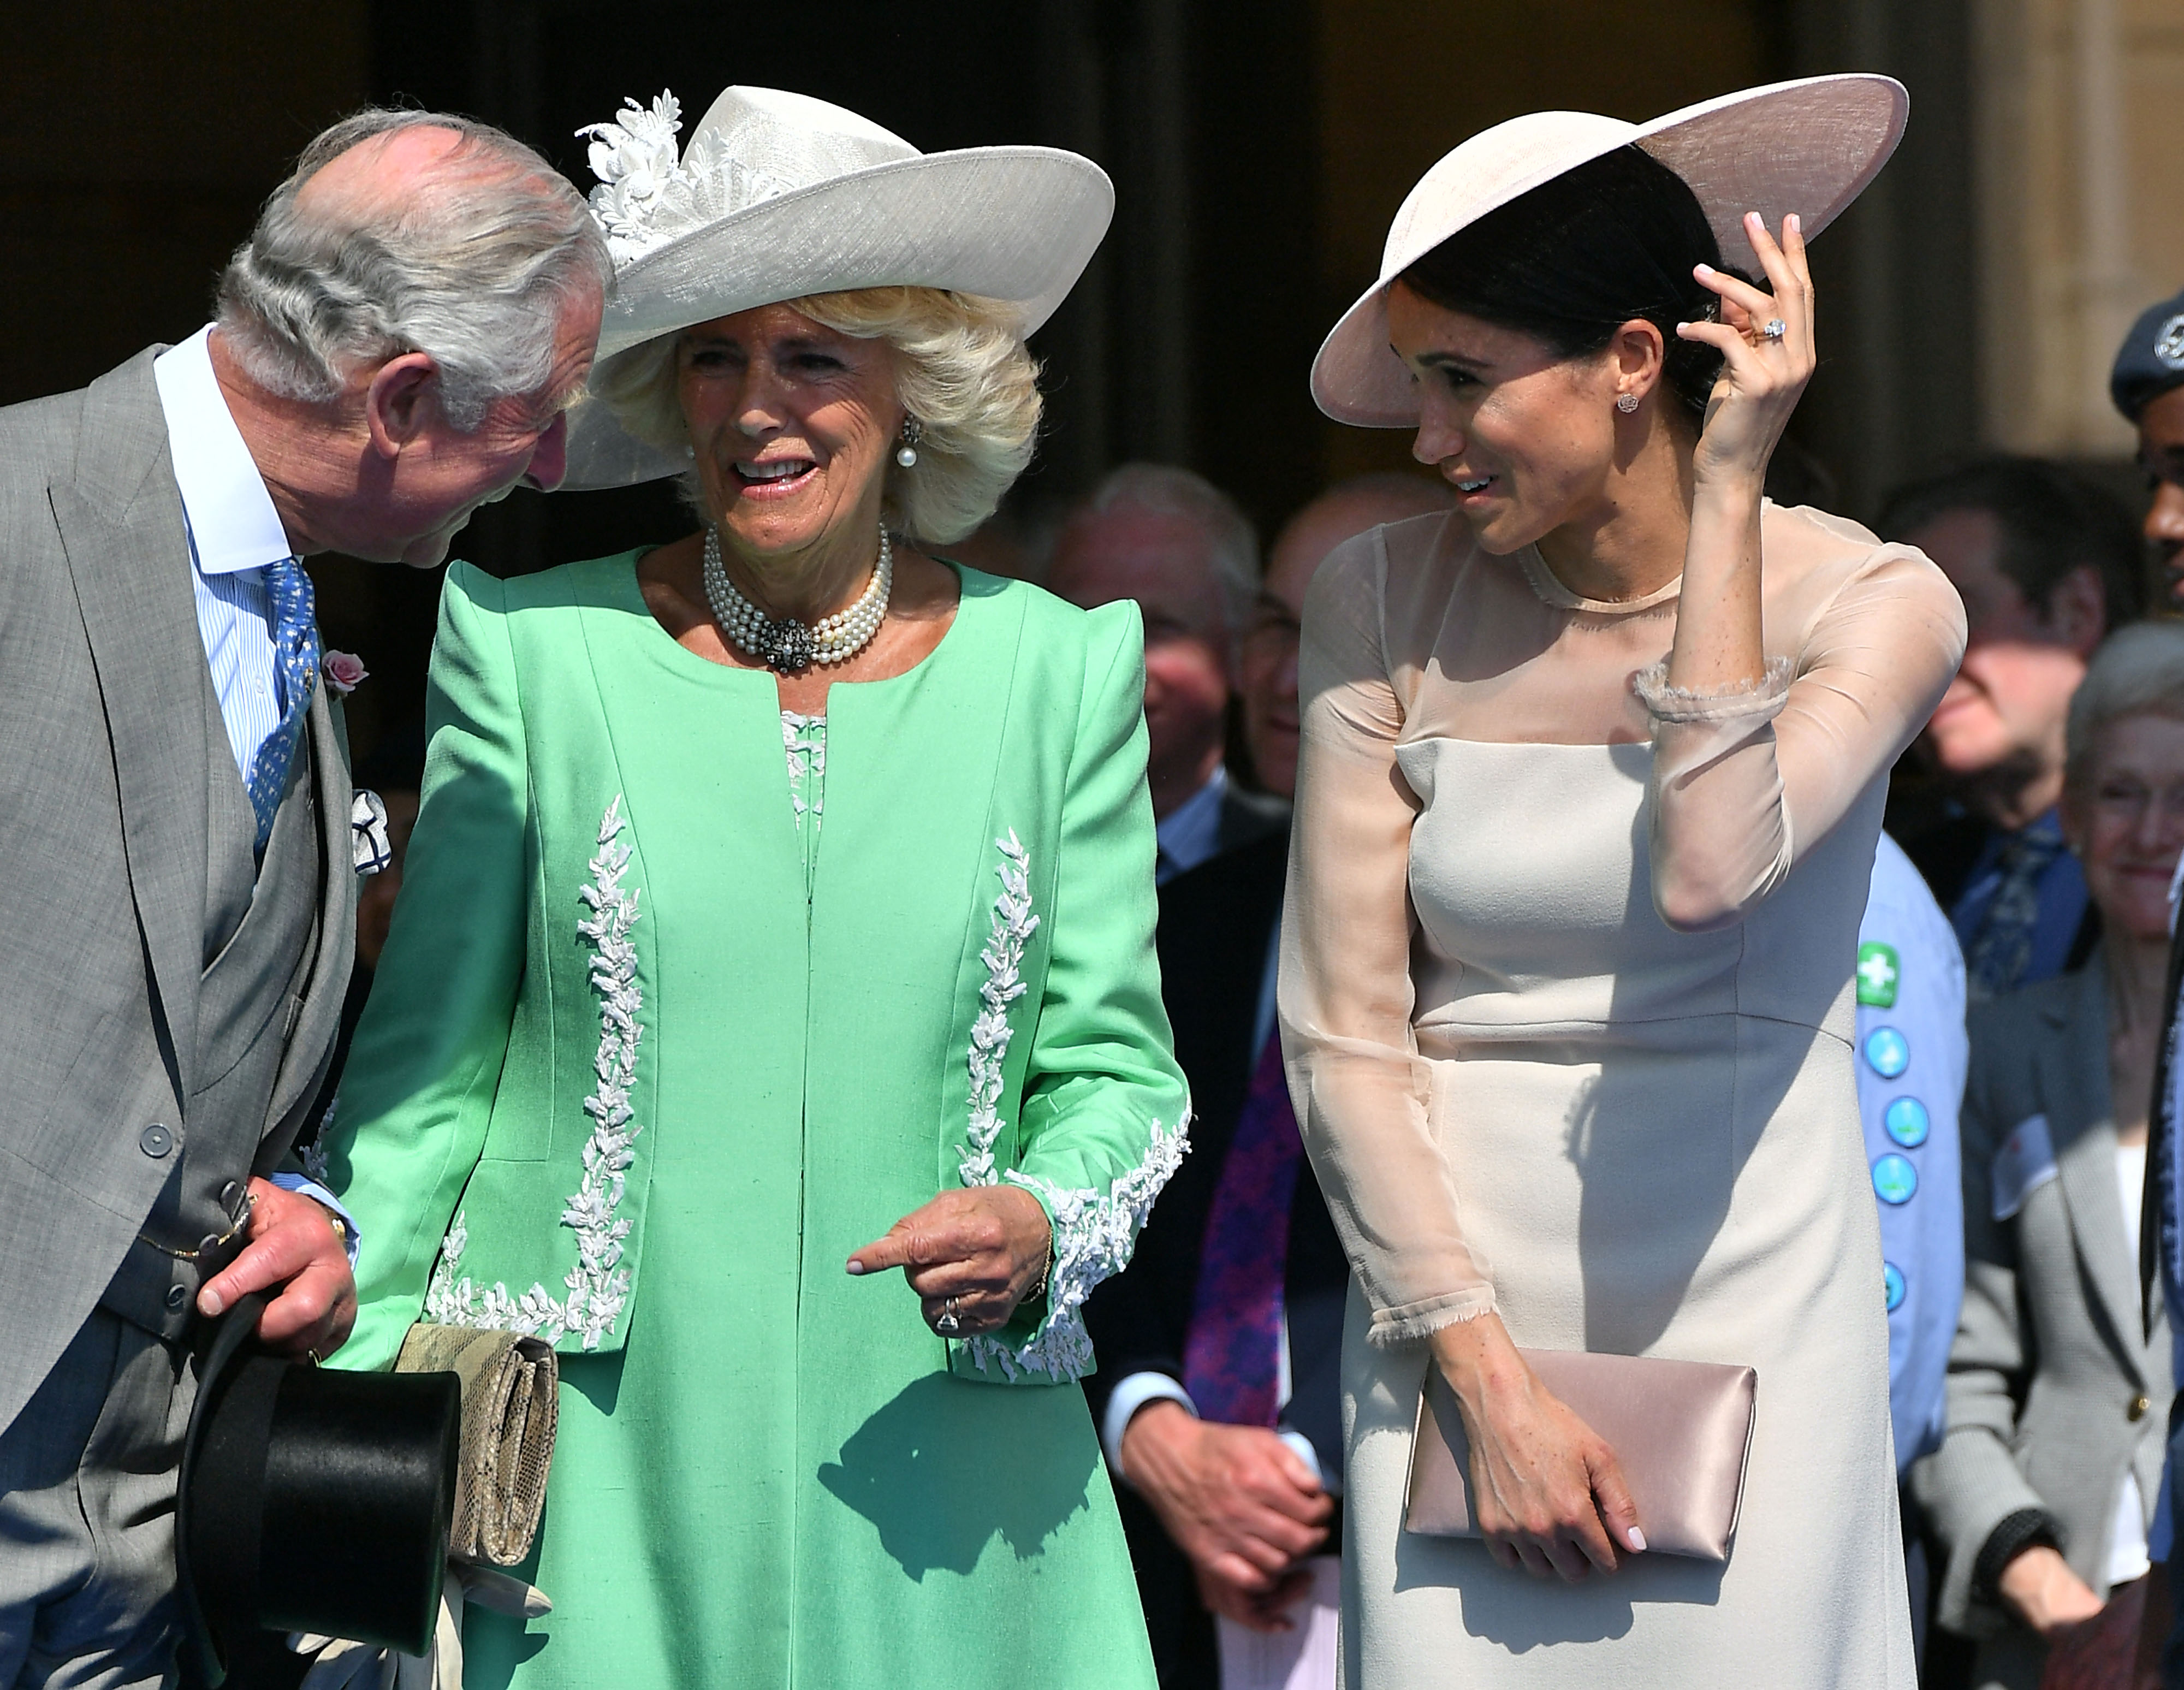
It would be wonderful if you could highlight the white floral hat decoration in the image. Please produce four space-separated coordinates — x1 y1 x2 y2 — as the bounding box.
562 86 1114 489
1311 74 1908 426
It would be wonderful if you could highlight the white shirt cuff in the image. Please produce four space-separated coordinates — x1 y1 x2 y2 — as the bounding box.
268 1173 362 1268
1102 1371 1198 1481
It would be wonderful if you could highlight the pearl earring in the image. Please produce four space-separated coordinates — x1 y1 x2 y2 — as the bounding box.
895 417 924 469
1616 393 1640 414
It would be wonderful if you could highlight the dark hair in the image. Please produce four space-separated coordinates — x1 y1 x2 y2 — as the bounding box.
1876 456 2145 632
1399 145 1729 420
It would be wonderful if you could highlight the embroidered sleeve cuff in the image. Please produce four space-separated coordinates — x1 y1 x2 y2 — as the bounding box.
1631 655 1795 724
1102 1371 1197 1479
962 1113 1192 1384
1365 1285 1498 1347
269 1173 362 1269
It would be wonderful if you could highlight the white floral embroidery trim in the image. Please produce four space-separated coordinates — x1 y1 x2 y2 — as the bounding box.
954 832 1190 1382
425 796 644 1350
958 831 1038 1190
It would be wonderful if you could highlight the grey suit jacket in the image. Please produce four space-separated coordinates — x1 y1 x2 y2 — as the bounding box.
1911 960 2171 1645
0 348 356 1430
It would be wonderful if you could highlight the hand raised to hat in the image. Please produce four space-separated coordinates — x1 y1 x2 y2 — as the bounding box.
845 1184 1053 1338
1658 211 1815 697
197 1177 356 1357
1677 211 1816 489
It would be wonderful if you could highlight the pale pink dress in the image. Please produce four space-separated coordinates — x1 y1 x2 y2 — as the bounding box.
1280 502 1966 1686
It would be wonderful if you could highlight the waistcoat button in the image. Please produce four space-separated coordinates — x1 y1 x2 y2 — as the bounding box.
2130 1395 2152 1422
139 1124 174 1159
164 1284 188 1311
197 1236 223 1260
220 1181 244 1210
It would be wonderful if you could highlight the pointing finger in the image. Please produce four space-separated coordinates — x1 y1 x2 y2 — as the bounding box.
846 1228 922 1276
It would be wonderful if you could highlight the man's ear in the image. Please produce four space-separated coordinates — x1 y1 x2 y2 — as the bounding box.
363 352 442 459
2041 564 2108 658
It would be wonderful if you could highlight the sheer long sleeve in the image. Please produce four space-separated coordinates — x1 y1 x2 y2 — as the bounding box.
1279 535 1496 1343
1636 542 1966 933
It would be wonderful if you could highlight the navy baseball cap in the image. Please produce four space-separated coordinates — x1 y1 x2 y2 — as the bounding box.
2111 288 2184 420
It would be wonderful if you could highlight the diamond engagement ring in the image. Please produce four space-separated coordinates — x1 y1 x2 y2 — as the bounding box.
935 1297 961 1336
1761 318 1787 341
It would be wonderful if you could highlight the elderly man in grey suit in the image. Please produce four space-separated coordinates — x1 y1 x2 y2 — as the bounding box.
0 109 606 1686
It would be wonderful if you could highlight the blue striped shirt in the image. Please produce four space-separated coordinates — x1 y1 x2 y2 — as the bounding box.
151 325 297 778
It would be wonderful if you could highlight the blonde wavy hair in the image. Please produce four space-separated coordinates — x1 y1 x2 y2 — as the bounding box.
590 286 1041 547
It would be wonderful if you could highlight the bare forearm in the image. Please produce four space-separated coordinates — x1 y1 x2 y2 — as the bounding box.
1665 473 1765 693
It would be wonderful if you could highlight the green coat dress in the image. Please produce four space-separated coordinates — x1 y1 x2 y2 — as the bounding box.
325 552 1189 1689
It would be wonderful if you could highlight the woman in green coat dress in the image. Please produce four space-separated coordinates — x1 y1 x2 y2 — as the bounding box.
324 85 1187 1688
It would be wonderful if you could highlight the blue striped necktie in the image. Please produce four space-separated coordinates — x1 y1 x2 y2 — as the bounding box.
244 555 321 853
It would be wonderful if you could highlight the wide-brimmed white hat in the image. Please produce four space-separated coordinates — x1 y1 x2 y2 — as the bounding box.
563 86 1114 488
1311 74 1907 428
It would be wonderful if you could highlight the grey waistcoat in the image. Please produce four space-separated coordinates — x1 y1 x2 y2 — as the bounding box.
95 589 331 1339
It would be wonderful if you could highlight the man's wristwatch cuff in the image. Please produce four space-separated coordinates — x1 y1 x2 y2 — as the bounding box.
266 1173 363 1270
1101 1371 1198 1481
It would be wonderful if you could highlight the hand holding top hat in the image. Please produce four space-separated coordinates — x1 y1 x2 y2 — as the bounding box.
176 1295 462 1686
195 1176 356 1357
1677 211 1818 493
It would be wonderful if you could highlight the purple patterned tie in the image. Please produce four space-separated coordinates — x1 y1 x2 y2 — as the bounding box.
1183 1036 1305 1428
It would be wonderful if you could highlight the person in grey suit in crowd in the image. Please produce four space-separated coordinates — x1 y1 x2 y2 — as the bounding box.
0 109 606 1687
1913 623 2184 1690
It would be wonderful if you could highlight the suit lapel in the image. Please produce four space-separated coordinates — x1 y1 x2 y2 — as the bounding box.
49 353 210 1096
2045 963 2146 1374
260 686 356 1147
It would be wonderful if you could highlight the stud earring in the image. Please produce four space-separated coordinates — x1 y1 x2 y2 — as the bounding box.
895 417 924 469
1616 393 1640 414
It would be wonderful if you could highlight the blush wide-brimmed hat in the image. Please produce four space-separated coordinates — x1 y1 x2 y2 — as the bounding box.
1310 74 1908 428
562 85 1114 489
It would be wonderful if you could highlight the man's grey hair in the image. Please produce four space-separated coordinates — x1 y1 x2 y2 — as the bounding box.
2066 620 2184 793
216 109 611 430
1080 462 1260 636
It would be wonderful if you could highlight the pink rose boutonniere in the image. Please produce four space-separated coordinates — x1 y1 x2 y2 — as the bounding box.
323 651 369 695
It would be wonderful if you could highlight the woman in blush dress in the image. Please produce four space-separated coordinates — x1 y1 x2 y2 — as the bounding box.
1283 76 1965 1686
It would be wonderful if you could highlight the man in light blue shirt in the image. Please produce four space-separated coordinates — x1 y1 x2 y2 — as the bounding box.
1856 834 1968 1662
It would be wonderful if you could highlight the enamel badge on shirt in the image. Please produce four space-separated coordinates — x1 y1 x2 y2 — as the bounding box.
1856 941 1900 1008
1991 1112 2060 1221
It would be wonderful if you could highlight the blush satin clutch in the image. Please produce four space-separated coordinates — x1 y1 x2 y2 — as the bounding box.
1405 1349 1758 1563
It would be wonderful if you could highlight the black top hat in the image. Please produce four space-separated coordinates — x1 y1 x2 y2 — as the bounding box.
175 1294 461 1686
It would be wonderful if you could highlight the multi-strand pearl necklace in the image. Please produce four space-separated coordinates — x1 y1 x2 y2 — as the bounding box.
702 525 893 674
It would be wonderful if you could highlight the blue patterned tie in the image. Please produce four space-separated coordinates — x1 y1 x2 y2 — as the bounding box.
1965 826 2064 1000
245 556 321 853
